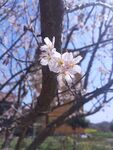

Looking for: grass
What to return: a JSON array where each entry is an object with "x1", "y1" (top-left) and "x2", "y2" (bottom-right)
[
  {"x1": 93, "y1": 131, "x2": 113, "y2": 138},
  {"x1": 39, "y1": 134, "x2": 113, "y2": 150},
  {"x1": 0, "y1": 131, "x2": 113, "y2": 150}
]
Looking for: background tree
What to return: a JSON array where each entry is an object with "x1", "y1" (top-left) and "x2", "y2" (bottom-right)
[
  {"x1": 110, "y1": 120, "x2": 113, "y2": 132},
  {"x1": 66, "y1": 117, "x2": 89, "y2": 130},
  {"x1": 0, "y1": 0, "x2": 113, "y2": 150}
]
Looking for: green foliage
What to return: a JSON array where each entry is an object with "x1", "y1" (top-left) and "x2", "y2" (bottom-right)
[
  {"x1": 92, "y1": 131, "x2": 113, "y2": 138},
  {"x1": 77, "y1": 143, "x2": 110, "y2": 150},
  {"x1": 85, "y1": 128, "x2": 97, "y2": 134},
  {"x1": 37, "y1": 136, "x2": 112, "y2": 150},
  {"x1": 39, "y1": 137, "x2": 61, "y2": 150},
  {"x1": 66, "y1": 117, "x2": 89, "y2": 129}
]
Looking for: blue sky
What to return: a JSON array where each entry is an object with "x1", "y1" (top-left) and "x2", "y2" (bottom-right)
[{"x1": 86, "y1": 100, "x2": 113, "y2": 123}]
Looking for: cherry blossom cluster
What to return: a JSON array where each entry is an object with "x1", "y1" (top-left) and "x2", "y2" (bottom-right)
[{"x1": 40, "y1": 37, "x2": 82, "y2": 84}]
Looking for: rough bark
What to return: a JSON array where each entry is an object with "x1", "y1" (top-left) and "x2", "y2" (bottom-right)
[
  {"x1": 39, "y1": 0, "x2": 64, "y2": 50},
  {"x1": 20, "y1": 0, "x2": 64, "y2": 125},
  {"x1": 14, "y1": 127, "x2": 27, "y2": 150},
  {"x1": 25, "y1": 0, "x2": 64, "y2": 149},
  {"x1": 36, "y1": 0, "x2": 64, "y2": 111}
]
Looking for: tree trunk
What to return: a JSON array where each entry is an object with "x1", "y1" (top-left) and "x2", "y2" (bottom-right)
[
  {"x1": 14, "y1": 127, "x2": 27, "y2": 150},
  {"x1": 25, "y1": 0, "x2": 64, "y2": 150},
  {"x1": 35, "y1": 0, "x2": 64, "y2": 111},
  {"x1": 39, "y1": 0, "x2": 64, "y2": 51}
]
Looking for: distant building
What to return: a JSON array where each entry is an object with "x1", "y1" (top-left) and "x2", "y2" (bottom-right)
[{"x1": 46, "y1": 102, "x2": 84, "y2": 135}]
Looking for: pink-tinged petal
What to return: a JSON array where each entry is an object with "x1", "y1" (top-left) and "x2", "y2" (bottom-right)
[
  {"x1": 40, "y1": 58, "x2": 48, "y2": 66},
  {"x1": 52, "y1": 51, "x2": 61, "y2": 58},
  {"x1": 69, "y1": 73, "x2": 74, "y2": 79},
  {"x1": 49, "y1": 65, "x2": 59, "y2": 73},
  {"x1": 52, "y1": 37, "x2": 55, "y2": 45},
  {"x1": 72, "y1": 65, "x2": 81, "y2": 74},
  {"x1": 67, "y1": 52, "x2": 73, "y2": 60},
  {"x1": 44, "y1": 37, "x2": 52, "y2": 46},
  {"x1": 40, "y1": 45, "x2": 48, "y2": 51},
  {"x1": 62, "y1": 52, "x2": 69, "y2": 60},
  {"x1": 57, "y1": 74, "x2": 63, "y2": 81},
  {"x1": 74, "y1": 56, "x2": 82, "y2": 64},
  {"x1": 57, "y1": 74, "x2": 65, "y2": 87},
  {"x1": 73, "y1": 51, "x2": 80, "y2": 57},
  {"x1": 65, "y1": 74, "x2": 73, "y2": 83},
  {"x1": 62, "y1": 52, "x2": 74, "y2": 63},
  {"x1": 51, "y1": 48, "x2": 57, "y2": 52},
  {"x1": 49, "y1": 60, "x2": 59, "y2": 73}
]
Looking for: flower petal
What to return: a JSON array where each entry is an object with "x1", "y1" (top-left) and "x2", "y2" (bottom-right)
[
  {"x1": 40, "y1": 58, "x2": 48, "y2": 66},
  {"x1": 52, "y1": 50, "x2": 61, "y2": 59},
  {"x1": 52, "y1": 36, "x2": 55, "y2": 45},
  {"x1": 65, "y1": 74, "x2": 73, "y2": 83},
  {"x1": 72, "y1": 65, "x2": 81, "y2": 74},
  {"x1": 44, "y1": 37, "x2": 52, "y2": 46},
  {"x1": 62, "y1": 52, "x2": 69, "y2": 60},
  {"x1": 74, "y1": 56, "x2": 82, "y2": 64},
  {"x1": 73, "y1": 51, "x2": 80, "y2": 57},
  {"x1": 67, "y1": 52, "x2": 73, "y2": 60},
  {"x1": 49, "y1": 60, "x2": 59, "y2": 73},
  {"x1": 40, "y1": 45, "x2": 48, "y2": 51}
]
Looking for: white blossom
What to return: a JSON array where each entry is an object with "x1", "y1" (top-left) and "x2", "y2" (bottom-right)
[
  {"x1": 40, "y1": 37, "x2": 82, "y2": 84},
  {"x1": 40, "y1": 49, "x2": 57, "y2": 66},
  {"x1": 50, "y1": 52, "x2": 82, "y2": 83},
  {"x1": 40, "y1": 37, "x2": 55, "y2": 52},
  {"x1": 40, "y1": 37, "x2": 57, "y2": 66}
]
